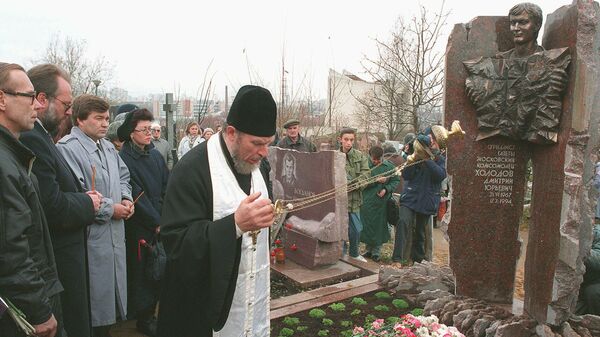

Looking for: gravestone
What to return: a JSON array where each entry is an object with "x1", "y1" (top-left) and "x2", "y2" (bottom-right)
[
  {"x1": 445, "y1": 15, "x2": 530, "y2": 304},
  {"x1": 446, "y1": 0, "x2": 600, "y2": 326},
  {"x1": 269, "y1": 147, "x2": 348, "y2": 268}
]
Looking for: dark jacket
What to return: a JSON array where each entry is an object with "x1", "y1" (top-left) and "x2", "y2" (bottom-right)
[
  {"x1": 119, "y1": 141, "x2": 169, "y2": 315},
  {"x1": 119, "y1": 141, "x2": 169, "y2": 235},
  {"x1": 0, "y1": 125, "x2": 62, "y2": 326},
  {"x1": 20, "y1": 121, "x2": 94, "y2": 337},
  {"x1": 277, "y1": 135, "x2": 317, "y2": 152},
  {"x1": 584, "y1": 225, "x2": 600, "y2": 284},
  {"x1": 400, "y1": 155, "x2": 446, "y2": 215}
]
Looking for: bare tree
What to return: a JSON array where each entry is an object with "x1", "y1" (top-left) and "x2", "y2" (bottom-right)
[
  {"x1": 195, "y1": 60, "x2": 216, "y2": 125},
  {"x1": 361, "y1": 3, "x2": 448, "y2": 139},
  {"x1": 37, "y1": 33, "x2": 114, "y2": 97}
]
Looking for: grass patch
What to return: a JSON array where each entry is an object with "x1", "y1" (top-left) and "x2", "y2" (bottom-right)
[
  {"x1": 374, "y1": 291, "x2": 391, "y2": 299},
  {"x1": 308, "y1": 309, "x2": 326, "y2": 319},
  {"x1": 351, "y1": 297, "x2": 367, "y2": 305},
  {"x1": 392, "y1": 298, "x2": 409, "y2": 309},
  {"x1": 374, "y1": 304, "x2": 390, "y2": 312},
  {"x1": 328, "y1": 303, "x2": 346, "y2": 312},
  {"x1": 282, "y1": 316, "x2": 300, "y2": 326}
]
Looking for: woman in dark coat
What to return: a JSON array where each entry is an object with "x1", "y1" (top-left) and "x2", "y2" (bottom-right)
[{"x1": 117, "y1": 109, "x2": 169, "y2": 336}]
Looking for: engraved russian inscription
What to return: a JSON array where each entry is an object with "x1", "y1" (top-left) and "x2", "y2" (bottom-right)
[{"x1": 475, "y1": 144, "x2": 516, "y2": 204}]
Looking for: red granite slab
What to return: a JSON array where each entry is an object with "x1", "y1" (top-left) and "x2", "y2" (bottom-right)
[{"x1": 445, "y1": 16, "x2": 529, "y2": 304}]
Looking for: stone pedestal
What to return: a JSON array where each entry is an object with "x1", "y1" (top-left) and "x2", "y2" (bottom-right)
[{"x1": 282, "y1": 228, "x2": 342, "y2": 268}]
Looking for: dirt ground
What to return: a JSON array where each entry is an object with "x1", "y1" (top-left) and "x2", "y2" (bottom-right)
[{"x1": 111, "y1": 227, "x2": 529, "y2": 336}]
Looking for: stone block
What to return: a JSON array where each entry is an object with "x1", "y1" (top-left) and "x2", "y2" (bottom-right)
[
  {"x1": 269, "y1": 148, "x2": 348, "y2": 268},
  {"x1": 525, "y1": 0, "x2": 600, "y2": 324},
  {"x1": 282, "y1": 227, "x2": 341, "y2": 268},
  {"x1": 445, "y1": 15, "x2": 528, "y2": 304}
]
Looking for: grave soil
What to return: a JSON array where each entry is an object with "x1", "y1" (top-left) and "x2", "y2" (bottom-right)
[
  {"x1": 271, "y1": 273, "x2": 363, "y2": 300},
  {"x1": 270, "y1": 289, "x2": 416, "y2": 337}
]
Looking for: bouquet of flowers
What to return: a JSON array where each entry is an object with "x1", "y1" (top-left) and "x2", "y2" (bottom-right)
[
  {"x1": 0, "y1": 295, "x2": 36, "y2": 336},
  {"x1": 353, "y1": 314, "x2": 465, "y2": 337}
]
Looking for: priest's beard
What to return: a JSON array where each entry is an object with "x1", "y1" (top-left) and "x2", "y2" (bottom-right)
[{"x1": 231, "y1": 139, "x2": 260, "y2": 175}]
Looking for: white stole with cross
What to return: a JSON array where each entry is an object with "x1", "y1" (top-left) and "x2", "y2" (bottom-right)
[{"x1": 208, "y1": 134, "x2": 270, "y2": 337}]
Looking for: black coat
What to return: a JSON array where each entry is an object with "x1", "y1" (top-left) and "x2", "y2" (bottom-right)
[
  {"x1": 157, "y1": 136, "x2": 258, "y2": 337},
  {"x1": 20, "y1": 121, "x2": 94, "y2": 337},
  {"x1": 400, "y1": 155, "x2": 447, "y2": 215},
  {"x1": 119, "y1": 141, "x2": 169, "y2": 314},
  {"x1": 119, "y1": 141, "x2": 169, "y2": 235},
  {"x1": 0, "y1": 125, "x2": 62, "y2": 330}
]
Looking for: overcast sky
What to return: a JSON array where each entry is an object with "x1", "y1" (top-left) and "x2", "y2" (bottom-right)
[{"x1": 1, "y1": 0, "x2": 570, "y2": 100}]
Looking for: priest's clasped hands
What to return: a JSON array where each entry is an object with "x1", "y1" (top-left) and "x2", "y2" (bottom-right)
[{"x1": 235, "y1": 192, "x2": 275, "y2": 233}]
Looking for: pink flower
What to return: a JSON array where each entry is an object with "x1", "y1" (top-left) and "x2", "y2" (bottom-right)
[
  {"x1": 371, "y1": 318, "x2": 384, "y2": 330},
  {"x1": 290, "y1": 244, "x2": 297, "y2": 251},
  {"x1": 353, "y1": 326, "x2": 365, "y2": 334}
]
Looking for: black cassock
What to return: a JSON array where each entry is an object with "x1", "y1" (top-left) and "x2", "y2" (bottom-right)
[{"x1": 157, "y1": 135, "x2": 269, "y2": 337}]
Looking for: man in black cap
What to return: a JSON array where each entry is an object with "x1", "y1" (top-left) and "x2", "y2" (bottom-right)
[
  {"x1": 276, "y1": 118, "x2": 316, "y2": 152},
  {"x1": 158, "y1": 85, "x2": 276, "y2": 337}
]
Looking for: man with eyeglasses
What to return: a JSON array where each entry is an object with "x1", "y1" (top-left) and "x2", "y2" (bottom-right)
[
  {"x1": 150, "y1": 122, "x2": 173, "y2": 170},
  {"x1": 0, "y1": 62, "x2": 62, "y2": 337},
  {"x1": 20, "y1": 64, "x2": 100, "y2": 337}
]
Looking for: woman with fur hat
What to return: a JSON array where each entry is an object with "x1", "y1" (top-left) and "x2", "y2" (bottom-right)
[{"x1": 117, "y1": 109, "x2": 169, "y2": 336}]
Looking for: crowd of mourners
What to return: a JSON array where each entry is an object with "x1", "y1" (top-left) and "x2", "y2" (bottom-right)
[
  {"x1": 0, "y1": 61, "x2": 598, "y2": 337},
  {"x1": 0, "y1": 62, "x2": 228, "y2": 337}
]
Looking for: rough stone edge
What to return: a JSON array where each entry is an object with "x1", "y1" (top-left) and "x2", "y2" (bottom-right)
[{"x1": 545, "y1": 0, "x2": 600, "y2": 326}]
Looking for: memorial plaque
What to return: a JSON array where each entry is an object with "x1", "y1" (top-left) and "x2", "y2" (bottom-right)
[
  {"x1": 447, "y1": 1, "x2": 600, "y2": 326},
  {"x1": 445, "y1": 16, "x2": 530, "y2": 304},
  {"x1": 269, "y1": 147, "x2": 348, "y2": 268}
]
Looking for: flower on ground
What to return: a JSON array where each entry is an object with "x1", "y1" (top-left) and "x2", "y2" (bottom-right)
[
  {"x1": 371, "y1": 318, "x2": 385, "y2": 330},
  {"x1": 354, "y1": 314, "x2": 465, "y2": 337},
  {"x1": 353, "y1": 326, "x2": 365, "y2": 334}
]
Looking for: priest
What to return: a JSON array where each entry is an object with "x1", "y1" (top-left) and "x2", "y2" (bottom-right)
[{"x1": 157, "y1": 85, "x2": 276, "y2": 337}]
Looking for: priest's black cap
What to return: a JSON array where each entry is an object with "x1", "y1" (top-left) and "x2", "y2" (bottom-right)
[{"x1": 227, "y1": 85, "x2": 276, "y2": 137}]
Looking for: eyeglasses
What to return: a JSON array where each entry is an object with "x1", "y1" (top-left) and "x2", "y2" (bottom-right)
[
  {"x1": 134, "y1": 127, "x2": 152, "y2": 134},
  {"x1": 52, "y1": 96, "x2": 72, "y2": 111},
  {"x1": 1, "y1": 89, "x2": 37, "y2": 105}
]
